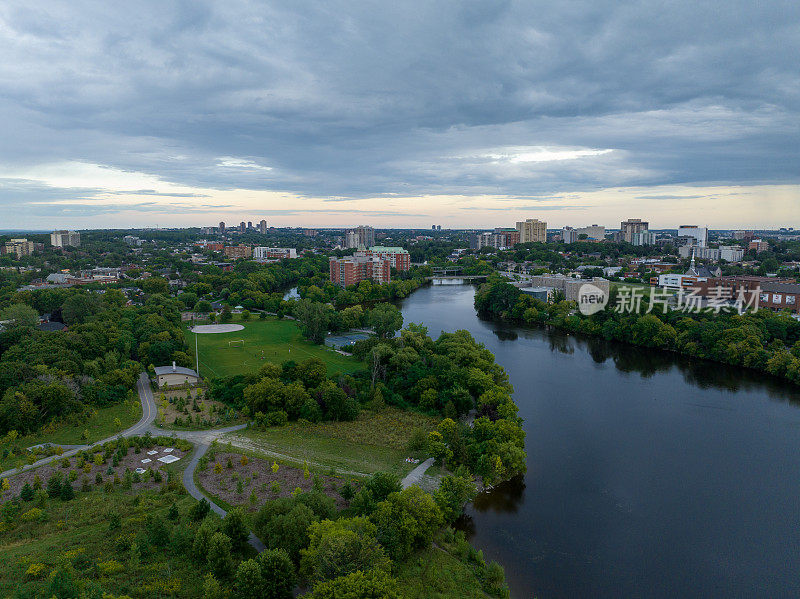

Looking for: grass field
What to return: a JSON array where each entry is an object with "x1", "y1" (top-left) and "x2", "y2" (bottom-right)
[
  {"x1": 0, "y1": 401, "x2": 141, "y2": 472},
  {"x1": 223, "y1": 407, "x2": 440, "y2": 479},
  {"x1": 185, "y1": 315, "x2": 361, "y2": 378}
]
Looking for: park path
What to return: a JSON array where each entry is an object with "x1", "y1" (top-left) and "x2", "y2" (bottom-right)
[
  {"x1": 2, "y1": 373, "x2": 267, "y2": 553},
  {"x1": 0, "y1": 373, "x2": 157, "y2": 479},
  {"x1": 401, "y1": 457, "x2": 434, "y2": 489}
]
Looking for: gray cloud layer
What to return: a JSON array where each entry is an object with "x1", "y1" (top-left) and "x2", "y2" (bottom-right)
[{"x1": 0, "y1": 0, "x2": 798, "y2": 212}]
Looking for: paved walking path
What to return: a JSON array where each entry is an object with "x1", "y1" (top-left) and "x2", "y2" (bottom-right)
[
  {"x1": 401, "y1": 457, "x2": 434, "y2": 489},
  {"x1": 1, "y1": 373, "x2": 157, "y2": 478},
  {"x1": 2, "y1": 373, "x2": 266, "y2": 552}
]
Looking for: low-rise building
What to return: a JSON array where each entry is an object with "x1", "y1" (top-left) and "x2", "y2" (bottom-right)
[
  {"x1": 749, "y1": 239, "x2": 770, "y2": 253},
  {"x1": 694, "y1": 276, "x2": 800, "y2": 314},
  {"x1": 525, "y1": 274, "x2": 610, "y2": 302},
  {"x1": 224, "y1": 245, "x2": 253, "y2": 259},
  {"x1": 253, "y1": 247, "x2": 297, "y2": 260},
  {"x1": 154, "y1": 362, "x2": 200, "y2": 387}
]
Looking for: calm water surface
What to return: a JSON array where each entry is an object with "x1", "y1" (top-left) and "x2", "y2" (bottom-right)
[{"x1": 399, "y1": 282, "x2": 800, "y2": 599}]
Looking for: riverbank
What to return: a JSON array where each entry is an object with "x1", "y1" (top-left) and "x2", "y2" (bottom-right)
[
  {"x1": 475, "y1": 277, "x2": 800, "y2": 387},
  {"x1": 398, "y1": 281, "x2": 800, "y2": 598}
]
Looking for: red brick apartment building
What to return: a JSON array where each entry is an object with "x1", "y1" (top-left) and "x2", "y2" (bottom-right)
[
  {"x1": 223, "y1": 245, "x2": 253, "y2": 259},
  {"x1": 695, "y1": 276, "x2": 800, "y2": 314},
  {"x1": 355, "y1": 246, "x2": 411, "y2": 271},
  {"x1": 329, "y1": 255, "x2": 391, "y2": 287}
]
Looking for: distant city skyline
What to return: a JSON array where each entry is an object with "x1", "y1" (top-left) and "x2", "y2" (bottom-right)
[{"x1": 0, "y1": 2, "x2": 798, "y2": 229}]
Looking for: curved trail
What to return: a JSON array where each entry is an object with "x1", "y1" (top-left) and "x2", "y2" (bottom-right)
[
  {"x1": 1, "y1": 373, "x2": 157, "y2": 479},
  {"x1": 2, "y1": 373, "x2": 266, "y2": 552}
]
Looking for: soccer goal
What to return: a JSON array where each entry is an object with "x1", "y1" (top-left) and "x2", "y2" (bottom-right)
[{"x1": 228, "y1": 339, "x2": 245, "y2": 349}]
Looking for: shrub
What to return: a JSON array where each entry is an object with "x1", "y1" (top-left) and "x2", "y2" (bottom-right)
[
  {"x1": 25, "y1": 562, "x2": 46, "y2": 579},
  {"x1": 306, "y1": 569, "x2": 402, "y2": 599},
  {"x1": 339, "y1": 482, "x2": 354, "y2": 501},
  {"x1": 46, "y1": 474, "x2": 62, "y2": 498},
  {"x1": 60, "y1": 482, "x2": 74, "y2": 501},
  {"x1": 97, "y1": 560, "x2": 125, "y2": 575},
  {"x1": 21, "y1": 508, "x2": 43, "y2": 522},
  {"x1": 20, "y1": 482, "x2": 34, "y2": 502},
  {"x1": 190, "y1": 498, "x2": 211, "y2": 521}
]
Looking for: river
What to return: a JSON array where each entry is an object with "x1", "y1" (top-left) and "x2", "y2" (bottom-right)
[{"x1": 398, "y1": 281, "x2": 800, "y2": 599}]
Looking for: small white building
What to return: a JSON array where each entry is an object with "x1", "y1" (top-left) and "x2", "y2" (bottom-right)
[{"x1": 154, "y1": 362, "x2": 200, "y2": 388}]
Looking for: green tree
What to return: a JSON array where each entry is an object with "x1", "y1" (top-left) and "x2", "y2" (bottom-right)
[
  {"x1": 234, "y1": 559, "x2": 264, "y2": 599},
  {"x1": 433, "y1": 470, "x2": 477, "y2": 523},
  {"x1": 306, "y1": 569, "x2": 403, "y2": 599},
  {"x1": 20, "y1": 482, "x2": 34, "y2": 502},
  {"x1": 223, "y1": 507, "x2": 250, "y2": 552},
  {"x1": 0, "y1": 303, "x2": 38, "y2": 330},
  {"x1": 207, "y1": 532, "x2": 235, "y2": 579},
  {"x1": 369, "y1": 303, "x2": 403, "y2": 339},
  {"x1": 294, "y1": 300, "x2": 331, "y2": 344},
  {"x1": 257, "y1": 548, "x2": 296, "y2": 599},
  {"x1": 61, "y1": 293, "x2": 100, "y2": 325},
  {"x1": 300, "y1": 517, "x2": 391, "y2": 583},
  {"x1": 59, "y1": 480, "x2": 74, "y2": 501},
  {"x1": 371, "y1": 486, "x2": 442, "y2": 561}
]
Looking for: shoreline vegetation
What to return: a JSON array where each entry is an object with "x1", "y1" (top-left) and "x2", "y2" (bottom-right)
[
  {"x1": 475, "y1": 275, "x2": 800, "y2": 386},
  {"x1": 0, "y1": 250, "x2": 525, "y2": 597}
]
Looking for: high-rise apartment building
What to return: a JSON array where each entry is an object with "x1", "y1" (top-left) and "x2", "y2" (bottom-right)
[
  {"x1": 358, "y1": 246, "x2": 411, "y2": 270},
  {"x1": 259, "y1": 220, "x2": 267, "y2": 234},
  {"x1": 219, "y1": 222, "x2": 226, "y2": 233},
  {"x1": 3, "y1": 238, "x2": 44, "y2": 257},
  {"x1": 345, "y1": 225, "x2": 375, "y2": 249},
  {"x1": 50, "y1": 230, "x2": 81, "y2": 248},
  {"x1": 239, "y1": 221, "x2": 246, "y2": 233},
  {"x1": 678, "y1": 225, "x2": 708, "y2": 247},
  {"x1": 329, "y1": 255, "x2": 391, "y2": 287},
  {"x1": 561, "y1": 227, "x2": 578, "y2": 244},
  {"x1": 516, "y1": 219, "x2": 547, "y2": 243},
  {"x1": 620, "y1": 219, "x2": 649, "y2": 243}
]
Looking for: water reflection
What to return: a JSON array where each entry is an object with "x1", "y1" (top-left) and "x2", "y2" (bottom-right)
[{"x1": 399, "y1": 283, "x2": 800, "y2": 598}]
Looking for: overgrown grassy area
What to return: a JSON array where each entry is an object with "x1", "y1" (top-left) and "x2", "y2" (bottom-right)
[
  {"x1": 395, "y1": 546, "x2": 495, "y2": 599},
  {"x1": 185, "y1": 315, "x2": 361, "y2": 378},
  {"x1": 0, "y1": 401, "x2": 141, "y2": 472},
  {"x1": 0, "y1": 488, "x2": 205, "y2": 598},
  {"x1": 223, "y1": 407, "x2": 440, "y2": 478}
]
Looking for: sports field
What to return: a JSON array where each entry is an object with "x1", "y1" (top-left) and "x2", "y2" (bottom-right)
[{"x1": 185, "y1": 315, "x2": 362, "y2": 378}]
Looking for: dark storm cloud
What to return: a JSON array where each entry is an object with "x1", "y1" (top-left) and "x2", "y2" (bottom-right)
[{"x1": 0, "y1": 0, "x2": 797, "y2": 201}]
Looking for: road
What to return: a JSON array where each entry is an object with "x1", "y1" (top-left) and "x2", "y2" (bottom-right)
[
  {"x1": 2, "y1": 372, "x2": 267, "y2": 552},
  {"x1": 0, "y1": 372, "x2": 157, "y2": 479}
]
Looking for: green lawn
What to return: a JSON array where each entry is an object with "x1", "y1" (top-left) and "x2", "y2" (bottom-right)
[
  {"x1": 0, "y1": 401, "x2": 141, "y2": 472},
  {"x1": 185, "y1": 315, "x2": 361, "y2": 378},
  {"x1": 222, "y1": 407, "x2": 439, "y2": 479}
]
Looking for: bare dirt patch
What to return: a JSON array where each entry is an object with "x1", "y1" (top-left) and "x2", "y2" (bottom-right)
[
  {"x1": 1, "y1": 445, "x2": 187, "y2": 500},
  {"x1": 196, "y1": 451, "x2": 358, "y2": 511}
]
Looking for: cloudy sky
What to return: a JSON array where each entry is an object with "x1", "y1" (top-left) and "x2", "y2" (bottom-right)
[{"x1": 0, "y1": 0, "x2": 798, "y2": 230}]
